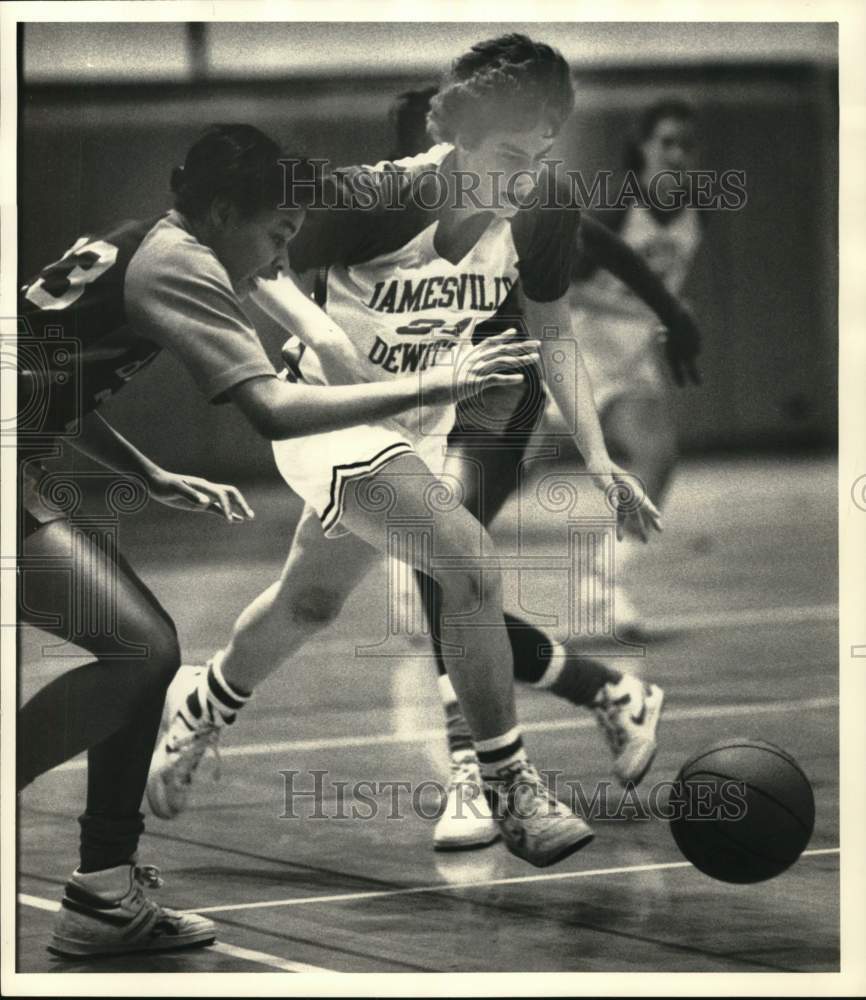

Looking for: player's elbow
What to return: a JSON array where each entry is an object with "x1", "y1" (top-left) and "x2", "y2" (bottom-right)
[
  {"x1": 245, "y1": 400, "x2": 312, "y2": 441},
  {"x1": 230, "y1": 377, "x2": 296, "y2": 441},
  {"x1": 246, "y1": 408, "x2": 284, "y2": 441}
]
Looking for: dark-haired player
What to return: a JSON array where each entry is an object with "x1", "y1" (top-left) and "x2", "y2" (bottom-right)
[
  {"x1": 18, "y1": 123, "x2": 522, "y2": 957},
  {"x1": 383, "y1": 90, "x2": 704, "y2": 848},
  {"x1": 570, "y1": 99, "x2": 705, "y2": 626},
  {"x1": 149, "y1": 35, "x2": 665, "y2": 869}
]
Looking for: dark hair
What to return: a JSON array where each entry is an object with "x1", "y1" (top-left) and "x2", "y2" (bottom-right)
[
  {"x1": 388, "y1": 85, "x2": 439, "y2": 159},
  {"x1": 427, "y1": 33, "x2": 574, "y2": 148},
  {"x1": 171, "y1": 124, "x2": 292, "y2": 219},
  {"x1": 624, "y1": 99, "x2": 696, "y2": 173}
]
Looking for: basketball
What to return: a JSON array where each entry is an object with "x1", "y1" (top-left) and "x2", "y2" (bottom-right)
[{"x1": 669, "y1": 738, "x2": 815, "y2": 883}]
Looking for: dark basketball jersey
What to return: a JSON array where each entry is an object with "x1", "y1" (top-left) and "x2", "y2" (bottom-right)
[{"x1": 18, "y1": 217, "x2": 163, "y2": 438}]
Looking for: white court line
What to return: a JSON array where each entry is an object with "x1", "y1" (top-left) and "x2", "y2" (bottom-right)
[
  {"x1": 16, "y1": 893, "x2": 337, "y2": 973},
  {"x1": 191, "y1": 847, "x2": 841, "y2": 916},
  {"x1": 209, "y1": 943, "x2": 338, "y2": 974},
  {"x1": 52, "y1": 694, "x2": 837, "y2": 771},
  {"x1": 19, "y1": 893, "x2": 58, "y2": 913}
]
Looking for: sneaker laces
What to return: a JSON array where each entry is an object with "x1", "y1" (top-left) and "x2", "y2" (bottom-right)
[
  {"x1": 447, "y1": 755, "x2": 482, "y2": 797},
  {"x1": 489, "y1": 759, "x2": 561, "y2": 811},
  {"x1": 134, "y1": 864, "x2": 164, "y2": 890},
  {"x1": 593, "y1": 689, "x2": 632, "y2": 753},
  {"x1": 121, "y1": 865, "x2": 164, "y2": 917},
  {"x1": 168, "y1": 722, "x2": 223, "y2": 782}
]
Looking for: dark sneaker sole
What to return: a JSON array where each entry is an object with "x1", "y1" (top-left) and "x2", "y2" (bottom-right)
[
  {"x1": 433, "y1": 832, "x2": 502, "y2": 852},
  {"x1": 506, "y1": 828, "x2": 595, "y2": 869},
  {"x1": 616, "y1": 746, "x2": 658, "y2": 788},
  {"x1": 531, "y1": 829, "x2": 595, "y2": 869},
  {"x1": 48, "y1": 933, "x2": 216, "y2": 959}
]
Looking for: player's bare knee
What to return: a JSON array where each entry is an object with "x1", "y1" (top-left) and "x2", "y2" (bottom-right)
[
  {"x1": 435, "y1": 528, "x2": 502, "y2": 609},
  {"x1": 439, "y1": 565, "x2": 502, "y2": 618}
]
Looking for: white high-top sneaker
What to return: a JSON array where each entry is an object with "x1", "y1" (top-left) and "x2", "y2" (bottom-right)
[{"x1": 147, "y1": 665, "x2": 222, "y2": 820}]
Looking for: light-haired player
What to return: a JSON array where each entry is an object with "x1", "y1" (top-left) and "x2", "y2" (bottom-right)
[
  {"x1": 148, "y1": 34, "x2": 663, "y2": 868},
  {"x1": 382, "y1": 89, "x2": 703, "y2": 849}
]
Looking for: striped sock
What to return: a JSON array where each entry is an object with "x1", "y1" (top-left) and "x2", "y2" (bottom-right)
[
  {"x1": 437, "y1": 674, "x2": 475, "y2": 756},
  {"x1": 476, "y1": 726, "x2": 527, "y2": 778},
  {"x1": 185, "y1": 652, "x2": 251, "y2": 727}
]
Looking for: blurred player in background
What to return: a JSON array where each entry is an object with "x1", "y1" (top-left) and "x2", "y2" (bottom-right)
[
  {"x1": 569, "y1": 99, "x2": 704, "y2": 628},
  {"x1": 386, "y1": 87, "x2": 703, "y2": 849},
  {"x1": 17, "y1": 124, "x2": 514, "y2": 957},
  {"x1": 148, "y1": 34, "x2": 666, "y2": 869}
]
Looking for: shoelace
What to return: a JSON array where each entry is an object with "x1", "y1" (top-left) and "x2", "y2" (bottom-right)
[
  {"x1": 168, "y1": 723, "x2": 223, "y2": 782},
  {"x1": 134, "y1": 865, "x2": 165, "y2": 890},
  {"x1": 448, "y1": 757, "x2": 482, "y2": 797},
  {"x1": 594, "y1": 693, "x2": 632, "y2": 752},
  {"x1": 491, "y1": 760, "x2": 562, "y2": 810},
  {"x1": 121, "y1": 865, "x2": 165, "y2": 918}
]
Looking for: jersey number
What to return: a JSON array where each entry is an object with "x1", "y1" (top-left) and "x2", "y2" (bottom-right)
[
  {"x1": 393, "y1": 317, "x2": 473, "y2": 337},
  {"x1": 24, "y1": 238, "x2": 119, "y2": 311}
]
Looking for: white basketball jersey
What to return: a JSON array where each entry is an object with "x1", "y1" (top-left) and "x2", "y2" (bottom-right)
[{"x1": 282, "y1": 144, "x2": 579, "y2": 440}]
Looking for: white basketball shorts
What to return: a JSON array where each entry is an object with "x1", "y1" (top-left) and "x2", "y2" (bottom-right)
[{"x1": 272, "y1": 405, "x2": 452, "y2": 539}]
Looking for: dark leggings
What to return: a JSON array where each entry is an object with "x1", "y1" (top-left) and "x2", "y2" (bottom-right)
[{"x1": 18, "y1": 517, "x2": 181, "y2": 871}]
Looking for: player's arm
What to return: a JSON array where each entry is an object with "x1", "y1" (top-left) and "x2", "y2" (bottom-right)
[
  {"x1": 250, "y1": 274, "x2": 368, "y2": 386},
  {"x1": 513, "y1": 183, "x2": 659, "y2": 538},
  {"x1": 520, "y1": 290, "x2": 661, "y2": 542},
  {"x1": 66, "y1": 411, "x2": 254, "y2": 521},
  {"x1": 125, "y1": 234, "x2": 536, "y2": 442},
  {"x1": 578, "y1": 215, "x2": 702, "y2": 386},
  {"x1": 244, "y1": 274, "x2": 538, "y2": 438},
  {"x1": 228, "y1": 335, "x2": 537, "y2": 441}
]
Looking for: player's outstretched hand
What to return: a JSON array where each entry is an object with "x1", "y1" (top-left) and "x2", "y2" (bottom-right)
[
  {"x1": 147, "y1": 470, "x2": 255, "y2": 522},
  {"x1": 442, "y1": 328, "x2": 541, "y2": 400},
  {"x1": 589, "y1": 460, "x2": 662, "y2": 543},
  {"x1": 662, "y1": 302, "x2": 703, "y2": 387}
]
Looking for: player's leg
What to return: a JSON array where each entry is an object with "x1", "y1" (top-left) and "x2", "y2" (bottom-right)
[
  {"x1": 340, "y1": 451, "x2": 594, "y2": 867},
  {"x1": 425, "y1": 379, "x2": 551, "y2": 766},
  {"x1": 17, "y1": 518, "x2": 215, "y2": 956},
  {"x1": 602, "y1": 391, "x2": 677, "y2": 510},
  {"x1": 220, "y1": 504, "x2": 378, "y2": 689},
  {"x1": 424, "y1": 431, "x2": 530, "y2": 848},
  {"x1": 595, "y1": 387, "x2": 677, "y2": 631},
  {"x1": 427, "y1": 422, "x2": 659, "y2": 848},
  {"x1": 147, "y1": 503, "x2": 378, "y2": 818}
]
